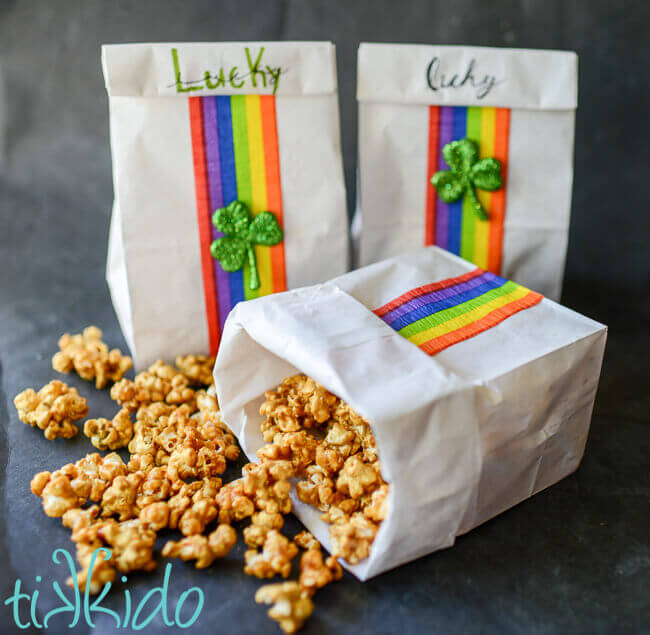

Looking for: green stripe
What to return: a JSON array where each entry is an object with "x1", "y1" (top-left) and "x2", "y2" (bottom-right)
[
  {"x1": 230, "y1": 96, "x2": 257, "y2": 300},
  {"x1": 398, "y1": 280, "x2": 518, "y2": 338},
  {"x1": 460, "y1": 107, "x2": 482, "y2": 262}
]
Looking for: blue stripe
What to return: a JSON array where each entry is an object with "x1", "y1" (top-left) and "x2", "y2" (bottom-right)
[
  {"x1": 387, "y1": 277, "x2": 507, "y2": 331},
  {"x1": 447, "y1": 107, "x2": 466, "y2": 255},
  {"x1": 216, "y1": 96, "x2": 245, "y2": 307}
]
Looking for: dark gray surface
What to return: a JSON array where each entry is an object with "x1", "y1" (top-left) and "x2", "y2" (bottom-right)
[{"x1": 0, "y1": 1, "x2": 648, "y2": 633}]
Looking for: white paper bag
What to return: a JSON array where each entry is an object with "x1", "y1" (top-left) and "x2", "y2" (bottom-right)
[
  {"x1": 103, "y1": 42, "x2": 348, "y2": 368},
  {"x1": 355, "y1": 44, "x2": 578, "y2": 301},
  {"x1": 213, "y1": 246, "x2": 606, "y2": 580}
]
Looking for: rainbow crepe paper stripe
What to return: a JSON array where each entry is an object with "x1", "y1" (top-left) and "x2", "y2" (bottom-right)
[
  {"x1": 425, "y1": 106, "x2": 510, "y2": 274},
  {"x1": 374, "y1": 268, "x2": 542, "y2": 356},
  {"x1": 189, "y1": 95, "x2": 287, "y2": 354}
]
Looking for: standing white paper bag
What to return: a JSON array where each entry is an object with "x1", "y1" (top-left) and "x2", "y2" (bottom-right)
[
  {"x1": 355, "y1": 44, "x2": 578, "y2": 300},
  {"x1": 103, "y1": 42, "x2": 348, "y2": 368},
  {"x1": 214, "y1": 246, "x2": 606, "y2": 579}
]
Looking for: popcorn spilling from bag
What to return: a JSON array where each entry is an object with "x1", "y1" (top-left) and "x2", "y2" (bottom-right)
[{"x1": 16, "y1": 327, "x2": 389, "y2": 633}]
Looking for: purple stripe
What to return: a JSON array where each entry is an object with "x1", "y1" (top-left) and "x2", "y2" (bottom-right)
[
  {"x1": 382, "y1": 271, "x2": 500, "y2": 324},
  {"x1": 435, "y1": 107, "x2": 455, "y2": 250},
  {"x1": 202, "y1": 96, "x2": 231, "y2": 331}
]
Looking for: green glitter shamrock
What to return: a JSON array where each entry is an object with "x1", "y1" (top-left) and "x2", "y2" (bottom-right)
[
  {"x1": 210, "y1": 200, "x2": 283, "y2": 290},
  {"x1": 431, "y1": 138, "x2": 503, "y2": 221}
]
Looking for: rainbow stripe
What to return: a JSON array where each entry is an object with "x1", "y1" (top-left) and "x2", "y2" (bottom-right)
[
  {"x1": 425, "y1": 106, "x2": 510, "y2": 274},
  {"x1": 374, "y1": 268, "x2": 542, "y2": 356},
  {"x1": 189, "y1": 95, "x2": 287, "y2": 354}
]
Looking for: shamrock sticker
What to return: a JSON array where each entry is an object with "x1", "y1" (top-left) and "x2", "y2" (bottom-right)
[
  {"x1": 431, "y1": 138, "x2": 503, "y2": 221},
  {"x1": 210, "y1": 200, "x2": 283, "y2": 290}
]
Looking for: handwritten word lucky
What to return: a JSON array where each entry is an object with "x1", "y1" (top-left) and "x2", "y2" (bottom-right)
[
  {"x1": 3, "y1": 548, "x2": 204, "y2": 630},
  {"x1": 426, "y1": 56, "x2": 503, "y2": 100},
  {"x1": 172, "y1": 47, "x2": 284, "y2": 95}
]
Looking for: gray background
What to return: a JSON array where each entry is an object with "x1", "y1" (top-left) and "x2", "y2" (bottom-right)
[{"x1": 0, "y1": 0, "x2": 648, "y2": 633}]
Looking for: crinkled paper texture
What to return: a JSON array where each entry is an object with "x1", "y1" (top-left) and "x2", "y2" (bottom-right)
[{"x1": 214, "y1": 247, "x2": 606, "y2": 580}]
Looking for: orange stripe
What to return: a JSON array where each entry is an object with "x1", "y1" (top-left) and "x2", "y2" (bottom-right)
[
  {"x1": 374, "y1": 268, "x2": 483, "y2": 317},
  {"x1": 260, "y1": 96, "x2": 287, "y2": 293},
  {"x1": 419, "y1": 289, "x2": 542, "y2": 355},
  {"x1": 487, "y1": 108, "x2": 510, "y2": 274},
  {"x1": 188, "y1": 97, "x2": 220, "y2": 353},
  {"x1": 424, "y1": 106, "x2": 439, "y2": 245}
]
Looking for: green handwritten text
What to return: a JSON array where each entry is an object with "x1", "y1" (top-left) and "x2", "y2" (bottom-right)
[{"x1": 172, "y1": 47, "x2": 284, "y2": 95}]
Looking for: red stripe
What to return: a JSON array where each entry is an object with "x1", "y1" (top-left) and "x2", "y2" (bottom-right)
[
  {"x1": 424, "y1": 106, "x2": 439, "y2": 245},
  {"x1": 374, "y1": 268, "x2": 484, "y2": 318},
  {"x1": 419, "y1": 290, "x2": 543, "y2": 356},
  {"x1": 188, "y1": 97, "x2": 220, "y2": 353},
  {"x1": 260, "y1": 96, "x2": 287, "y2": 293}
]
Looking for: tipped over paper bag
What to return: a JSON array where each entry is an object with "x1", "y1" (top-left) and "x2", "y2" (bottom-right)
[{"x1": 213, "y1": 247, "x2": 606, "y2": 579}]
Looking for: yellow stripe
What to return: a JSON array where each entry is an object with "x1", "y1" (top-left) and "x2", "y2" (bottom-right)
[
  {"x1": 408, "y1": 284, "x2": 530, "y2": 346},
  {"x1": 245, "y1": 94, "x2": 273, "y2": 298},
  {"x1": 473, "y1": 107, "x2": 495, "y2": 269}
]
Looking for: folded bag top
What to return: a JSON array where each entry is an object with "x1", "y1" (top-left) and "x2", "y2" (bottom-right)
[
  {"x1": 103, "y1": 42, "x2": 348, "y2": 368},
  {"x1": 355, "y1": 43, "x2": 578, "y2": 301},
  {"x1": 214, "y1": 246, "x2": 606, "y2": 580}
]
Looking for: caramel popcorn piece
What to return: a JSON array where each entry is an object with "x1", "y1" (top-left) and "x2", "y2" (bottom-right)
[
  {"x1": 215, "y1": 479, "x2": 255, "y2": 524},
  {"x1": 301, "y1": 377, "x2": 338, "y2": 424},
  {"x1": 259, "y1": 374, "x2": 338, "y2": 438},
  {"x1": 362, "y1": 484, "x2": 389, "y2": 522},
  {"x1": 259, "y1": 431, "x2": 317, "y2": 475},
  {"x1": 30, "y1": 471, "x2": 52, "y2": 497},
  {"x1": 166, "y1": 374, "x2": 196, "y2": 406},
  {"x1": 101, "y1": 473, "x2": 142, "y2": 521},
  {"x1": 320, "y1": 504, "x2": 352, "y2": 526},
  {"x1": 293, "y1": 530, "x2": 319, "y2": 551},
  {"x1": 243, "y1": 511, "x2": 284, "y2": 548},
  {"x1": 244, "y1": 530, "x2": 298, "y2": 579},
  {"x1": 62, "y1": 505, "x2": 101, "y2": 540},
  {"x1": 135, "y1": 466, "x2": 172, "y2": 509},
  {"x1": 255, "y1": 581, "x2": 314, "y2": 634},
  {"x1": 83, "y1": 407, "x2": 133, "y2": 450},
  {"x1": 242, "y1": 460, "x2": 294, "y2": 515},
  {"x1": 191, "y1": 476, "x2": 223, "y2": 502},
  {"x1": 69, "y1": 542, "x2": 117, "y2": 595},
  {"x1": 198, "y1": 409, "x2": 240, "y2": 462},
  {"x1": 73, "y1": 452, "x2": 127, "y2": 500},
  {"x1": 329, "y1": 512, "x2": 379, "y2": 565},
  {"x1": 97, "y1": 519, "x2": 157, "y2": 573},
  {"x1": 166, "y1": 481, "x2": 200, "y2": 529},
  {"x1": 299, "y1": 546, "x2": 343, "y2": 593},
  {"x1": 175, "y1": 354, "x2": 215, "y2": 386},
  {"x1": 162, "y1": 524, "x2": 236, "y2": 569},
  {"x1": 52, "y1": 326, "x2": 132, "y2": 389},
  {"x1": 138, "y1": 502, "x2": 170, "y2": 531},
  {"x1": 166, "y1": 432, "x2": 227, "y2": 482},
  {"x1": 162, "y1": 536, "x2": 215, "y2": 569},
  {"x1": 336, "y1": 455, "x2": 379, "y2": 499},
  {"x1": 196, "y1": 386, "x2": 219, "y2": 416},
  {"x1": 178, "y1": 499, "x2": 218, "y2": 536},
  {"x1": 36, "y1": 474, "x2": 84, "y2": 517},
  {"x1": 296, "y1": 465, "x2": 336, "y2": 511},
  {"x1": 208, "y1": 523, "x2": 238, "y2": 558},
  {"x1": 14, "y1": 380, "x2": 87, "y2": 440}
]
